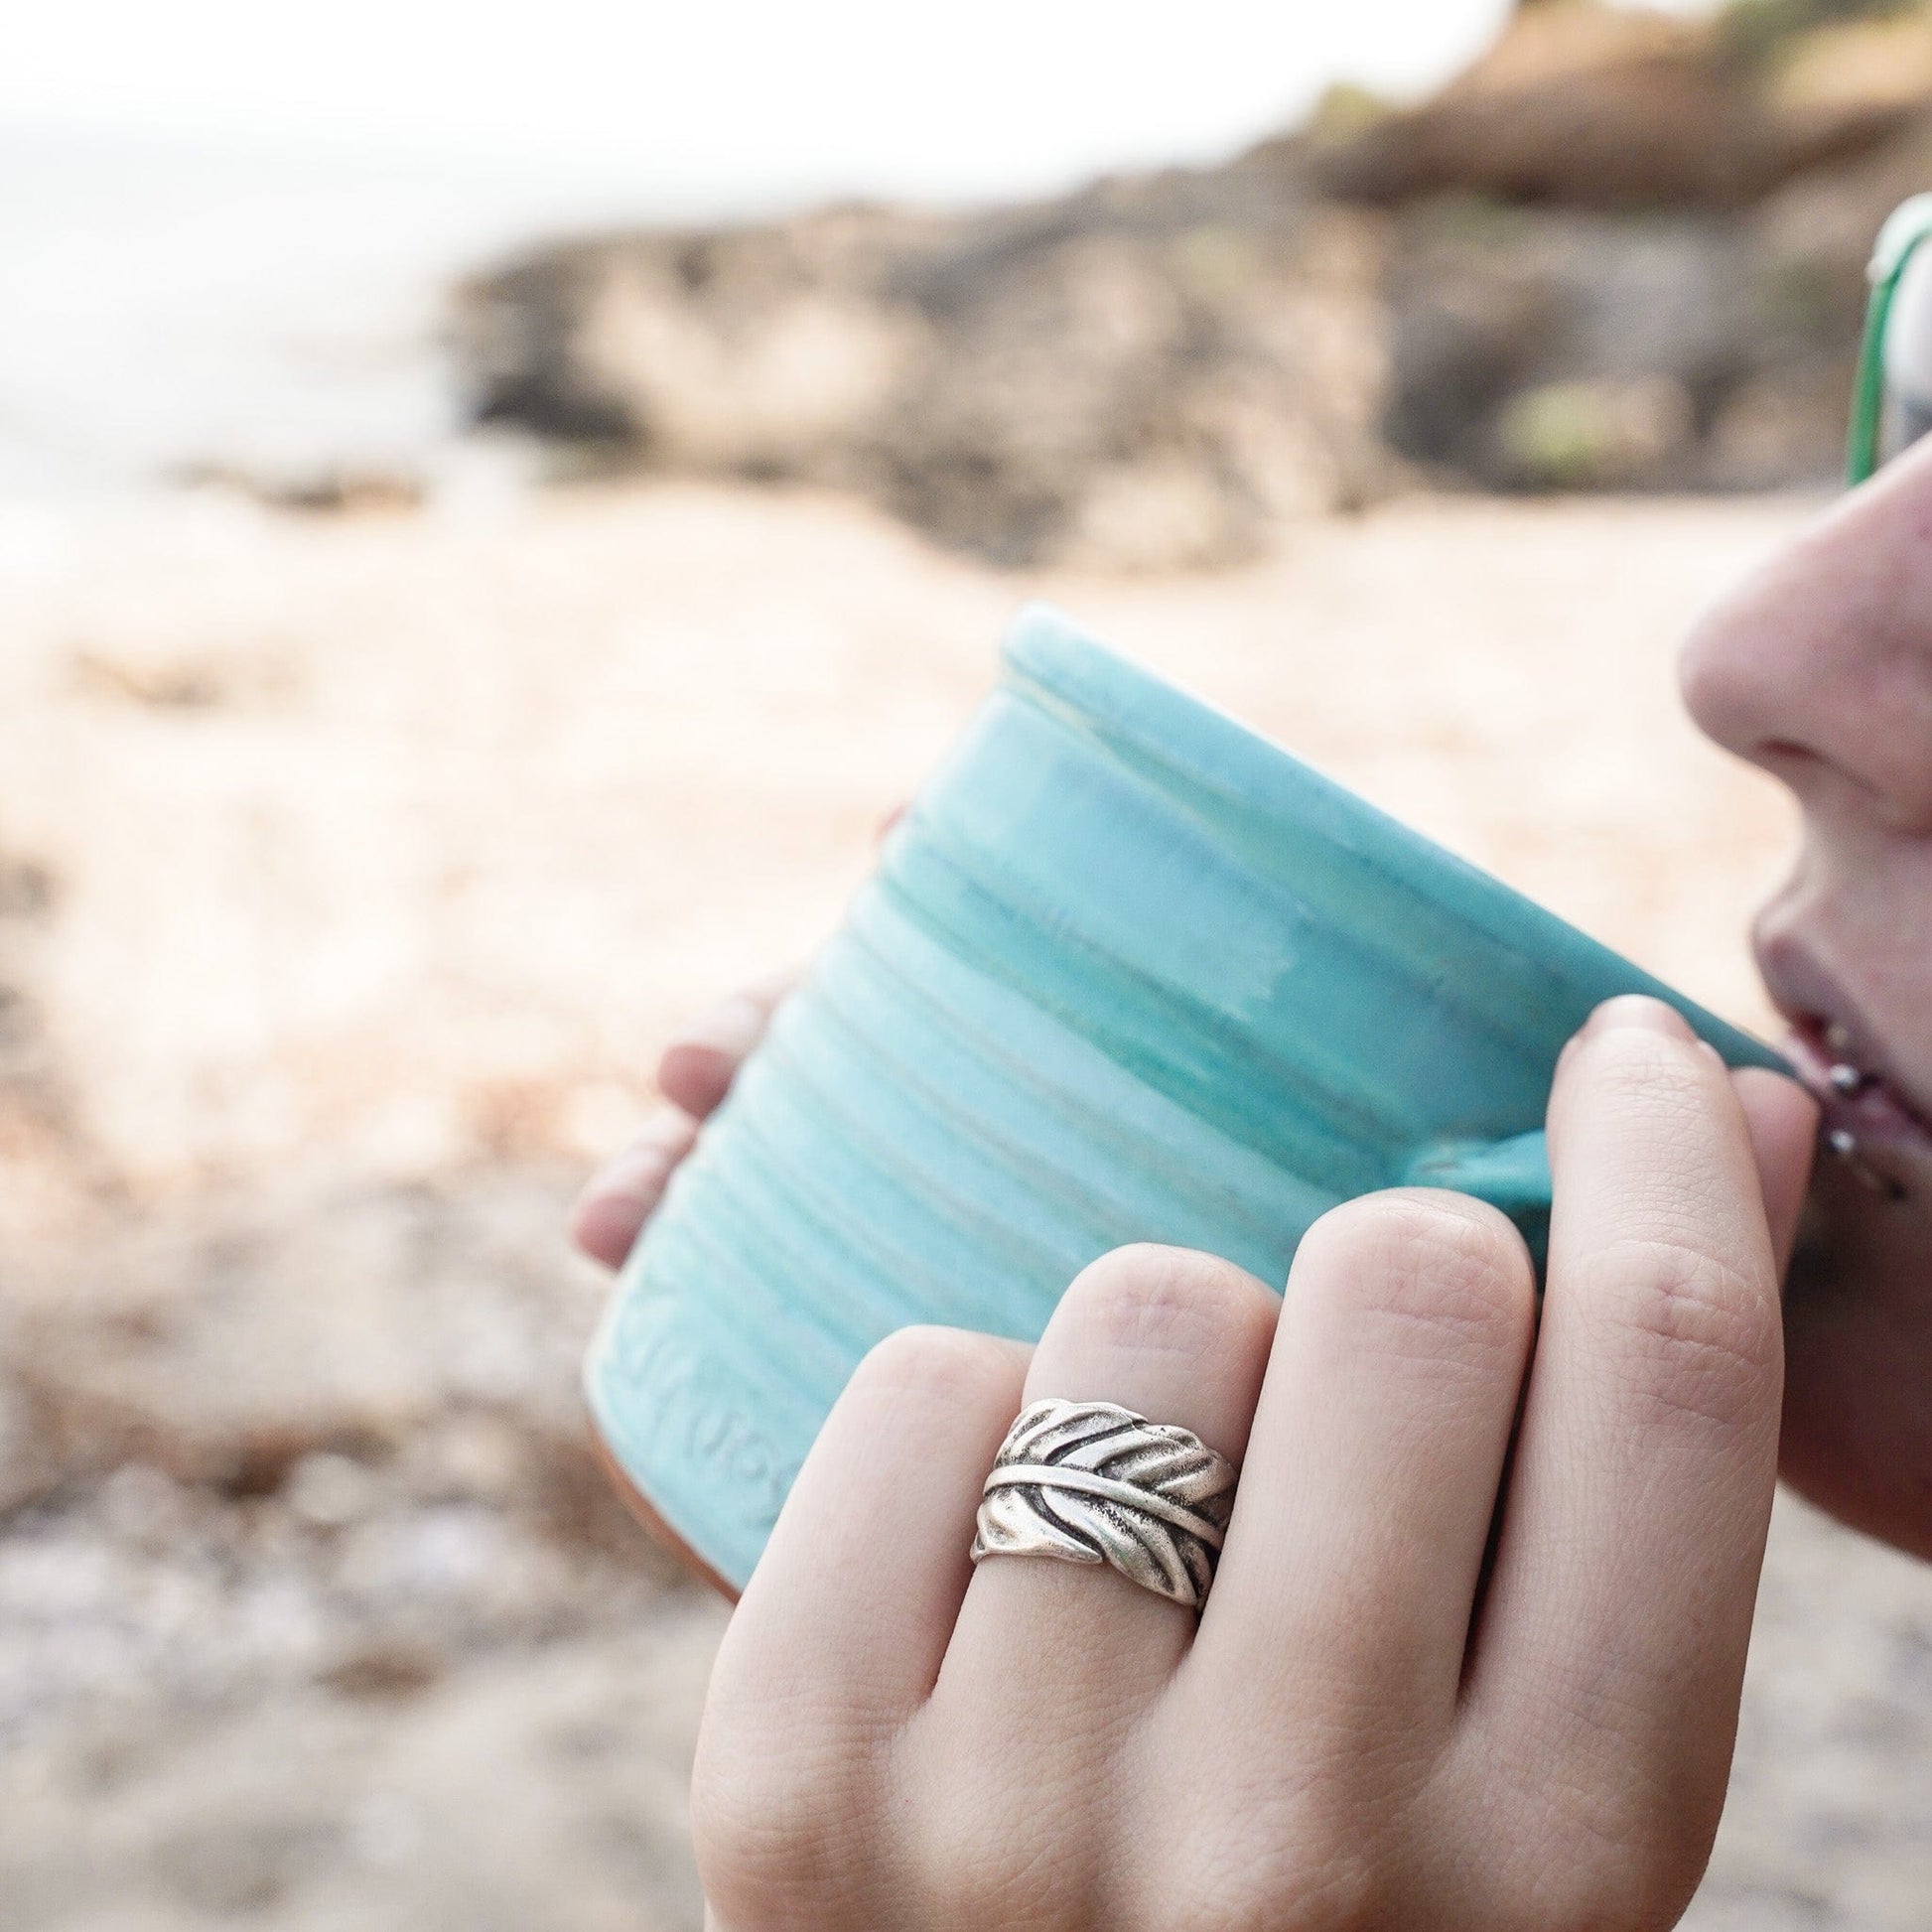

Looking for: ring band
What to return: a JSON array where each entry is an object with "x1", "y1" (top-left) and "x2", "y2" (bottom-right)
[{"x1": 971, "y1": 1398, "x2": 1238, "y2": 1609}]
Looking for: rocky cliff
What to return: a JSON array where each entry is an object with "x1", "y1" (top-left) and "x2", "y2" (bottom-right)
[{"x1": 454, "y1": 0, "x2": 1932, "y2": 564}]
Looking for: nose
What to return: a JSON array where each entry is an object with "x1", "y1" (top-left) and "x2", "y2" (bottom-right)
[{"x1": 1679, "y1": 442, "x2": 1932, "y2": 833}]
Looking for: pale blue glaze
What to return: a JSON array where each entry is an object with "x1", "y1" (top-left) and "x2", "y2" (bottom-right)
[{"x1": 587, "y1": 607, "x2": 1786, "y2": 1589}]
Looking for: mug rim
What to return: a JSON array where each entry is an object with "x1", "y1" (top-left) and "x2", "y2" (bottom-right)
[{"x1": 1001, "y1": 603, "x2": 1786, "y2": 1076}]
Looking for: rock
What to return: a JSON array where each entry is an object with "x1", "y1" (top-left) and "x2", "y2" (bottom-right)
[
  {"x1": 0, "y1": 845, "x2": 88, "y2": 1247},
  {"x1": 1377, "y1": 203, "x2": 1798, "y2": 490},
  {"x1": 1317, "y1": 4, "x2": 1932, "y2": 493},
  {"x1": 0, "y1": 1158, "x2": 712, "y2": 1925},
  {"x1": 173, "y1": 463, "x2": 427, "y2": 516},
  {"x1": 456, "y1": 173, "x2": 1399, "y2": 569},
  {"x1": 0, "y1": 1170, "x2": 675, "y2": 1583},
  {"x1": 1315, "y1": 0, "x2": 1930, "y2": 211},
  {"x1": 453, "y1": 4, "x2": 1932, "y2": 528}
]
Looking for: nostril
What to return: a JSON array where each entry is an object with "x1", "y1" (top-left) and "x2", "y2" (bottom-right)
[{"x1": 1756, "y1": 736, "x2": 1892, "y2": 811}]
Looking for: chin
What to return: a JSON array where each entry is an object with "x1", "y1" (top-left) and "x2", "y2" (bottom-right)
[{"x1": 1779, "y1": 1151, "x2": 1932, "y2": 1561}]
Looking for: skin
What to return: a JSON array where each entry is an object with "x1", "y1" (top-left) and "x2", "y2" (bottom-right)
[
  {"x1": 566, "y1": 448, "x2": 1932, "y2": 1921},
  {"x1": 1680, "y1": 429, "x2": 1932, "y2": 1558},
  {"x1": 583, "y1": 440, "x2": 1932, "y2": 1569},
  {"x1": 584, "y1": 999, "x2": 1814, "y2": 1929}
]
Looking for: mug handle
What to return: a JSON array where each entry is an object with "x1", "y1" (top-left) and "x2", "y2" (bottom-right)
[{"x1": 1402, "y1": 1130, "x2": 1554, "y2": 1270}]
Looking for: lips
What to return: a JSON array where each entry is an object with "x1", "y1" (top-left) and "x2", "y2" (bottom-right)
[{"x1": 1755, "y1": 931, "x2": 1932, "y2": 1166}]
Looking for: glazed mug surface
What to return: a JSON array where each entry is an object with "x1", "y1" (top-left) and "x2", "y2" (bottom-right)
[{"x1": 586, "y1": 605, "x2": 1784, "y2": 1591}]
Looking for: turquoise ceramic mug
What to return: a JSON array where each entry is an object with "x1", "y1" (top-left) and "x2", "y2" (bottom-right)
[{"x1": 587, "y1": 605, "x2": 1785, "y2": 1591}]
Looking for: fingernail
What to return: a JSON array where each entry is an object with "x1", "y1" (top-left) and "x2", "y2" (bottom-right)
[
  {"x1": 673, "y1": 995, "x2": 768, "y2": 1061},
  {"x1": 581, "y1": 1141, "x2": 673, "y2": 1206},
  {"x1": 570, "y1": 1187, "x2": 650, "y2": 1270},
  {"x1": 1583, "y1": 995, "x2": 1695, "y2": 1041}
]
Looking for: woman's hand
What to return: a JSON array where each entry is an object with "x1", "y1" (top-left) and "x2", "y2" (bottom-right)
[
  {"x1": 569, "y1": 968, "x2": 801, "y2": 1269},
  {"x1": 691, "y1": 997, "x2": 1816, "y2": 1932}
]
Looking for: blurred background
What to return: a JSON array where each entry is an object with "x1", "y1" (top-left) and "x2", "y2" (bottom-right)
[{"x1": 6, "y1": 1, "x2": 1932, "y2": 1925}]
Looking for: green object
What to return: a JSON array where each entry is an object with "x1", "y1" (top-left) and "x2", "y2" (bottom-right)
[
  {"x1": 1848, "y1": 194, "x2": 1932, "y2": 484},
  {"x1": 586, "y1": 608, "x2": 1786, "y2": 1590}
]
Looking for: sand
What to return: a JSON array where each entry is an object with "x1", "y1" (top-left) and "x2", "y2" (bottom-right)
[{"x1": 1, "y1": 479, "x2": 1928, "y2": 1928}]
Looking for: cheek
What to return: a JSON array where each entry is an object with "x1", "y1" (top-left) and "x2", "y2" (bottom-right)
[
  {"x1": 1834, "y1": 849, "x2": 1932, "y2": 1021},
  {"x1": 1776, "y1": 811, "x2": 1907, "y2": 926}
]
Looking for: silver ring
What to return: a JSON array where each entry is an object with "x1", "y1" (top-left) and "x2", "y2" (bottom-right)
[{"x1": 971, "y1": 1398, "x2": 1238, "y2": 1609}]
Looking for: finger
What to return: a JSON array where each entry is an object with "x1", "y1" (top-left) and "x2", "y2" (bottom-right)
[
  {"x1": 1465, "y1": 997, "x2": 1782, "y2": 1827},
  {"x1": 1731, "y1": 1065, "x2": 1818, "y2": 1279},
  {"x1": 694, "y1": 1326, "x2": 1028, "y2": 1926},
  {"x1": 930, "y1": 1246, "x2": 1278, "y2": 1739},
  {"x1": 707, "y1": 1326, "x2": 1030, "y2": 1753},
  {"x1": 569, "y1": 1107, "x2": 698, "y2": 1268},
  {"x1": 658, "y1": 969, "x2": 801, "y2": 1119},
  {"x1": 1186, "y1": 1190, "x2": 1535, "y2": 1745}
]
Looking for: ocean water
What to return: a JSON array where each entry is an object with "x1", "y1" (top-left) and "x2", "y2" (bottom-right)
[{"x1": 0, "y1": 131, "x2": 714, "y2": 498}]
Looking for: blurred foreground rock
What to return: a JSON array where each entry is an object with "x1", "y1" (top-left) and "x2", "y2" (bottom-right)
[
  {"x1": 0, "y1": 820, "x2": 707, "y2": 1923},
  {"x1": 456, "y1": 0, "x2": 1932, "y2": 559},
  {"x1": 0, "y1": 1168, "x2": 721, "y2": 1932}
]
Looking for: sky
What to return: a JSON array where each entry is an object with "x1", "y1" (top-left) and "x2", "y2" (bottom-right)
[
  {"x1": 0, "y1": 0, "x2": 1731, "y2": 494},
  {"x1": 4, "y1": 0, "x2": 1725, "y2": 215}
]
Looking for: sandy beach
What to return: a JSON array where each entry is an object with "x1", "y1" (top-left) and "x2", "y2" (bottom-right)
[{"x1": 3, "y1": 480, "x2": 1930, "y2": 1929}]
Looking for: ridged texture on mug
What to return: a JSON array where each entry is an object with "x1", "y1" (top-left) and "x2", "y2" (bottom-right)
[{"x1": 587, "y1": 607, "x2": 1784, "y2": 1588}]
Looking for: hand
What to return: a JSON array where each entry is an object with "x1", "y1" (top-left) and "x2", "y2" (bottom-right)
[
  {"x1": 691, "y1": 997, "x2": 1816, "y2": 1931},
  {"x1": 570, "y1": 968, "x2": 801, "y2": 1270}
]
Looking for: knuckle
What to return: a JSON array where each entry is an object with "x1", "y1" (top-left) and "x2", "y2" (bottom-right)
[
  {"x1": 1478, "y1": 1765, "x2": 1711, "y2": 1932},
  {"x1": 1059, "y1": 1243, "x2": 1273, "y2": 1364},
  {"x1": 912, "y1": 1820, "x2": 1012, "y2": 1924},
  {"x1": 689, "y1": 1711, "x2": 863, "y2": 1920},
  {"x1": 1296, "y1": 1190, "x2": 1535, "y2": 1367},
  {"x1": 1151, "y1": 1830, "x2": 1389, "y2": 1932},
  {"x1": 1575, "y1": 1234, "x2": 1780, "y2": 1431},
  {"x1": 908, "y1": 1770, "x2": 1088, "y2": 1928},
  {"x1": 1526, "y1": 1816, "x2": 1709, "y2": 1932},
  {"x1": 1483, "y1": 1683, "x2": 1732, "y2": 1931},
  {"x1": 849, "y1": 1323, "x2": 1020, "y2": 1412},
  {"x1": 1133, "y1": 1769, "x2": 1400, "y2": 1932}
]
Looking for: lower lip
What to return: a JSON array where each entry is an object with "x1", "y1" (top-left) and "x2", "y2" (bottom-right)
[{"x1": 1783, "y1": 1027, "x2": 1932, "y2": 1159}]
